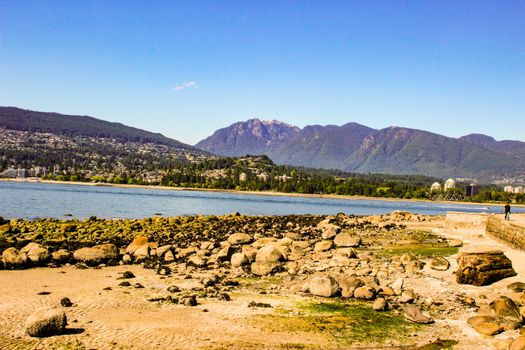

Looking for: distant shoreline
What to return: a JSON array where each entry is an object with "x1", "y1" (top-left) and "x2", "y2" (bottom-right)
[{"x1": 1, "y1": 177, "x2": 521, "y2": 209}]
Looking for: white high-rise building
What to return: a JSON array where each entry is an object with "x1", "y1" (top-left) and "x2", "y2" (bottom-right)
[{"x1": 444, "y1": 178, "x2": 456, "y2": 192}]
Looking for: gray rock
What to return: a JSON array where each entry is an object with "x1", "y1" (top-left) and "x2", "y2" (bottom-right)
[
  {"x1": 25, "y1": 307, "x2": 67, "y2": 337},
  {"x1": 2, "y1": 247, "x2": 27, "y2": 269},
  {"x1": 333, "y1": 232, "x2": 360, "y2": 247},
  {"x1": 309, "y1": 275, "x2": 340, "y2": 297}
]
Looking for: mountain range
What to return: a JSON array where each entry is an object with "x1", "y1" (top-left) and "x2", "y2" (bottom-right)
[
  {"x1": 196, "y1": 119, "x2": 525, "y2": 182},
  {"x1": 1, "y1": 106, "x2": 524, "y2": 183},
  {"x1": 0, "y1": 106, "x2": 191, "y2": 150}
]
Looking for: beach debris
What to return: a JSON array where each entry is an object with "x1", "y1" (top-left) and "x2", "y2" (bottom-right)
[{"x1": 61, "y1": 297, "x2": 73, "y2": 307}]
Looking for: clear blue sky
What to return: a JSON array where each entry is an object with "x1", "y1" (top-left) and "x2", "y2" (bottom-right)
[{"x1": 1, "y1": 1, "x2": 524, "y2": 145}]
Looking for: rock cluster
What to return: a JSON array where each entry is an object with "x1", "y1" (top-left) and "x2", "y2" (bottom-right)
[{"x1": 4, "y1": 211, "x2": 524, "y2": 345}]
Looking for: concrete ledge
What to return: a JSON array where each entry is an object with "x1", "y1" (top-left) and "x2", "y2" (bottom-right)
[
  {"x1": 486, "y1": 215, "x2": 525, "y2": 251},
  {"x1": 444, "y1": 211, "x2": 489, "y2": 230}
]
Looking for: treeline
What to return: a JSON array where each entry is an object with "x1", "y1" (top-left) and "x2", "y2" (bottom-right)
[{"x1": 158, "y1": 155, "x2": 439, "y2": 199}]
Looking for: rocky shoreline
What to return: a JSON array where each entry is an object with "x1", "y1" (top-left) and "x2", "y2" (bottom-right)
[{"x1": 2, "y1": 212, "x2": 525, "y2": 349}]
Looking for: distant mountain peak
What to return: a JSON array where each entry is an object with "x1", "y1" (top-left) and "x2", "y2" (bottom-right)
[{"x1": 195, "y1": 118, "x2": 301, "y2": 156}]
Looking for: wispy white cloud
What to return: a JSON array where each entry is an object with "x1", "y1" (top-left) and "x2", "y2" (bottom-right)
[{"x1": 172, "y1": 81, "x2": 199, "y2": 92}]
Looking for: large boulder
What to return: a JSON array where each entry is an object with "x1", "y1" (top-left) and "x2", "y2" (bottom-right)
[
  {"x1": 227, "y1": 233, "x2": 252, "y2": 245},
  {"x1": 314, "y1": 240, "x2": 333, "y2": 253},
  {"x1": 309, "y1": 275, "x2": 340, "y2": 297},
  {"x1": 333, "y1": 232, "x2": 361, "y2": 248},
  {"x1": 51, "y1": 249, "x2": 71, "y2": 263},
  {"x1": 125, "y1": 235, "x2": 149, "y2": 255},
  {"x1": 73, "y1": 243, "x2": 119, "y2": 265},
  {"x1": 456, "y1": 249, "x2": 516, "y2": 286},
  {"x1": 321, "y1": 224, "x2": 341, "y2": 240},
  {"x1": 2, "y1": 247, "x2": 28, "y2": 269},
  {"x1": 491, "y1": 296, "x2": 523, "y2": 324},
  {"x1": 156, "y1": 245, "x2": 174, "y2": 259},
  {"x1": 429, "y1": 257, "x2": 450, "y2": 271},
  {"x1": 21, "y1": 243, "x2": 50, "y2": 265},
  {"x1": 217, "y1": 245, "x2": 233, "y2": 262},
  {"x1": 255, "y1": 246, "x2": 284, "y2": 262},
  {"x1": 353, "y1": 286, "x2": 376, "y2": 300},
  {"x1": 251, "y1": 261, "x2": 280, "y2": 276},
  {"x1": 231, "y1": 253, "x2": 248, "y2": 267},
  {"x1": 467, "y1": 315, "x2": 504, "y2": 336},
  {"x1": 339, "y1": 276, "x2": 364, "y2": 299},
  {"x1": 25, "y1": 307, "x2": 67, "y2": 337}
]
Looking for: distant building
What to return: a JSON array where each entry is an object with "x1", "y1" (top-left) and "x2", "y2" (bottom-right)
[
  {"x1": 53, "y1": 164, "x2": 61, "y2": 176},
  {"x1": 256, "y1": 173, "x2": 269, "y2": 182},
  {"x1": 504, "y1": 186, "x2": 514, "y2": 193},
  {"x1": 16, "y1": 169, "x2": 27, "y2": 178},
  {"x1": 275, "y1": 175, "x2": 293, "y2": 182},
  {"x1": 430, "y1": 182, "x2": 441, "y2": 193},
  {"x1": 239, "y1": 173, "x2": 247, "y2": 182},
  {"x1": 466, "y1": 183, "x2": 479, "y2": 197},
  {"x1": 444, "y1": 178, "x2": 456, "y2": 192},
  {"x1": 515, "y1": 186, "x2": 524, "y2": 194}
]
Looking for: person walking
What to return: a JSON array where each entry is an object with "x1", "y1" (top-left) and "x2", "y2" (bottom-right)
[{"x1": 504, "y1": 203, "x2": 511, "y2": 221}]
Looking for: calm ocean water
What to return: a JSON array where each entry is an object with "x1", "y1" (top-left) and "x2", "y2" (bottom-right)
[{"x1": 0, "y1": 181, "x2": 521, "y2": 220}]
